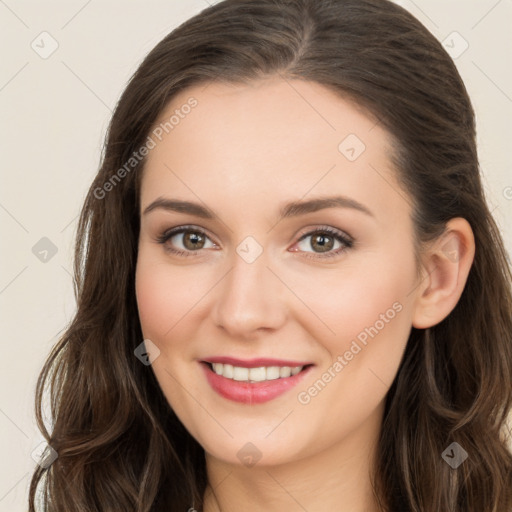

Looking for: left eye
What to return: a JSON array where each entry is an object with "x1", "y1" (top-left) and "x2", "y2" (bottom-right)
[
  {"x1": 297, "y1": 231, "x2": 343, "y2": 253},
  {"x1": 292, "y1": 228, "x2": 352, "y2": 257}
]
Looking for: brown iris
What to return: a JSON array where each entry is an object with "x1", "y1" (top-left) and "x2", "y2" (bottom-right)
[
  {"x1": 183, "y1": 231, "x2": 206, "y2": 250},
  {"x1": 309, "y1": 233, "x2": 335, "y2": 253}
]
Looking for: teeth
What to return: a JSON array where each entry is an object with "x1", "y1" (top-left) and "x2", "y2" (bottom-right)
[
  {"x1": 233, "y1": 366, "x2": 249, "y2": 381},
  {"x1": 223, "y1": 364, "x2": 234, "y2": 378},
  {"x1": 249, "y1": 366, "x2": 266, "y2": 382},
  {"x1": 280, "y1": 366, "x2": 291, "y2": 378},
  {"x1": 210, "y1": 363, "x2": 304, "y2": 382}
]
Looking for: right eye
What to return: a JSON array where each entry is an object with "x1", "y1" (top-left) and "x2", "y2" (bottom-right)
[{"x1": 156, "y1": 226, "x2": 218, "y2": 256}]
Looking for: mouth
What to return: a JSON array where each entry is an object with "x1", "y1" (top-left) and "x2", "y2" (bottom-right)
[
  {"x1": 201, "y1": 361, "x2": 314, "y2": 382},
  {"x1": 199, "y1": 360, "x2": 314, "y2": 404}
]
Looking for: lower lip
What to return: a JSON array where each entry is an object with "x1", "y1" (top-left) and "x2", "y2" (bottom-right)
[{"x1": 200, "y1": 362, "x2": 313, "y2": 404}]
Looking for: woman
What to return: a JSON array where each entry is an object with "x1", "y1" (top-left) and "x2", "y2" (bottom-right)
[{"x1": 29, "y1": 0, "x2": 512, "y2": 510}]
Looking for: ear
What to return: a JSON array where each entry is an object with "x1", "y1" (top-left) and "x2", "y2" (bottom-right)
[{"x1": 412, "y1": 217, "x2": 475, "y2": 329}]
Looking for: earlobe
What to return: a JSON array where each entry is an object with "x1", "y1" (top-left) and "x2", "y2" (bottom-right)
[{"x1": 412, "y1": 218, "x2": 475, "y2": 329}]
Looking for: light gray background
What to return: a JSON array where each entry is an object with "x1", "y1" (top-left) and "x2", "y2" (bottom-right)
[{"x1": 1, "y1": 1, "x2": 511, "y2": 510}]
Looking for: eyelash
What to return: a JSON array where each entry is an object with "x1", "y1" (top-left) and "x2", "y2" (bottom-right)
[{"x1": 155, "y1": 224, "x2": 353, "y2": 260}]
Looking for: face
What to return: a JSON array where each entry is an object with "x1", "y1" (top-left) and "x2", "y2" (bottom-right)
[{"x1": 135, "y1": 77, "x2": 420, "y2": 467}]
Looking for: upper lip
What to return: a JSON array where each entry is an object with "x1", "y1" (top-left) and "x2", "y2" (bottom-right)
[{"x1": 201, "y1": 356, "x2": 314, "y2": 368}]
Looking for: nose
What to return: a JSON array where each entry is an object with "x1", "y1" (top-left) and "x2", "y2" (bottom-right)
[{"x1": 211, "y1": 248, "x2": 287, "y2": 339}]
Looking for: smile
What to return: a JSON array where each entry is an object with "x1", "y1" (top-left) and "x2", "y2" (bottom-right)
[
  {"x1": 200, "y1": 361, "x2": 314, "y2": 404},
  {"x1": 210, "y1": 362, "x2": 305, "y2": 381}
]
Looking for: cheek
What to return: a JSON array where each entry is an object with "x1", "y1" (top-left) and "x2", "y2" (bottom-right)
[
  {"x1": 135, "y1": 258, "x2": 201, "y2": 405},
  {"x1": 295, "y1": 243, "x2": 416, "y2": 369},
  {"x1": 135, "y1": 257, "x2": 194, "y2": 341},
  {"x1": 135, "y1": 251, "x2": 220, "y2": 355},
  {"x1": 291, "y1": 258, "x2": 415, "y2": 440},
  {"x1": 303, "y1": 267, "x2": 412, "y2": 336},
  {"x1": 136, "y1": 263, "x2": 169, "y2": 339}
]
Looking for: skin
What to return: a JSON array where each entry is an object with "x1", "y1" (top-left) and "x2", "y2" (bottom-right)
[{"x1": 135, "y1": 77, "x2": 475, "y2": 512}]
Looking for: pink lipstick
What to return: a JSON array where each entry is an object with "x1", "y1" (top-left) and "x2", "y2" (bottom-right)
[{"x1": 199, "y1": 357, "x2": 314, "y2": 404}]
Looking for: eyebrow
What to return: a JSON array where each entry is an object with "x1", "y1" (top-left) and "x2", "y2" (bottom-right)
[{"x1": 142, "y1": 195, "x2": 374, "y2": 220}]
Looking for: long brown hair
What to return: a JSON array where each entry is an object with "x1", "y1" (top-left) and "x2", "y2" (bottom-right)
[{"x1": 29, "y1": 0, "x2": 512, "y2": 510}]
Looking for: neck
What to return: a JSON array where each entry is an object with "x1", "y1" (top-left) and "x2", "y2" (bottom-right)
[{"x1": 201, "y1": 402, "x2": 385, "y2": 512}]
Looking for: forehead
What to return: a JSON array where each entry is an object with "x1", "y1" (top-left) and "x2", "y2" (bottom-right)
[
  {"x1": 151, "y1": 77, "x2": 384, "y2": 153},
  {"x1": 140, "y1": 78, "x2": 407, "y2": 225}
]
